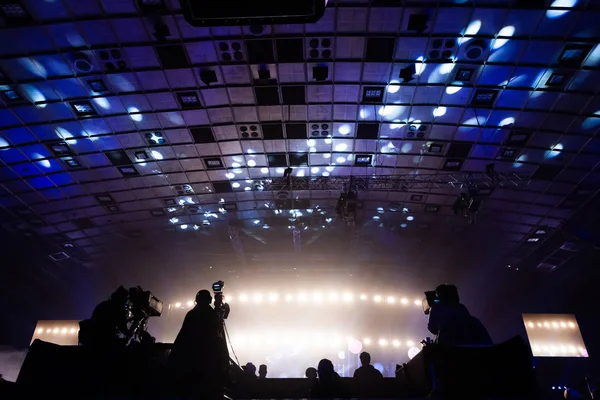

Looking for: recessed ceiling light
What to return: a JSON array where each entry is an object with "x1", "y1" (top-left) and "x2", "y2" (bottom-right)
[
  {"x1": 95, "y1": 194, "x2": 114, "y2": 204},
  {"x1": 545, "y1": 73, "x2": 567, "y2": 86},
  {"x1": 88, "y1": 79, "x2": 108, "y2": 92},
  {"x1": 455, "y1": 68, "x2": 474, "y2": 82},
  {"x1": 471, "y1": 90, "x2": 498, "y2": 105},
  {"x1": 1, "y1": 88, "x2": 22, "y2": 101},
  {"x1": 70, "y1": 101, "x2": 97, "y2": 116},
  {"x1": 61, "y1": 157, "x2": 80, "y2": 168},
  {"x1": 177, "y1": 91, "x2": 200, "y2": 107},
  {"x1": 362, "y1": 87, "x2": 384, "y2": 102}
]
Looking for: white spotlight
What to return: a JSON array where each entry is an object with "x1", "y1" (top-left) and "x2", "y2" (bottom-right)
[
  {"x1": 392, "y1": 339, "x2": 401, "y2": 347},
  {"x1": 174, "y1": 302, "x2": 181, "y2": 308},
  {"x1": 252, "y1": 293, "x2": 263, "y2": 303},
  {"x1": 239, "y1": 293, "x2": 249, "y2": 302},
  {"x1": 363, "y1": 338, "x2": 372, "y2": 345},
  {"x1": 379, "y1": 338, "x2": 388, "y2": 347},
  {"x1": 374, "y1": 295, "x2": 382, "y2": 303},
  {"x1": 187, "y1": 300, "x2": 194, "y2": 307},
  {"x1": 400, "y1": 297, "x2": 409, "y2": 305},
  {"x1": 386, "y1": 296, "x2": 396, "y2": 304},
  {"x1": 414, "y1": 299, "x2": 421, "y2": 306},
  {"x1": 342, "y1": 292, "x2": 354, "y2": 302},
  {"x1": 268, "y1": 292, "x2": 279, "y2": 302},
  {"x1": 360, "y1": 294, "x2": 368, "y2": 301}
]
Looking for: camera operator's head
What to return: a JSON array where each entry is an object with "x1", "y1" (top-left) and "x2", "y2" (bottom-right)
[
  {"x1": 436, "y1": 284, "x2": 460, "y2": 305},
  {"x1": 110, "y1": 286, "x2": 129, "y2": 303},
  {"x1": 195, "y1": 289, "x2": 212, "y2": 306}
]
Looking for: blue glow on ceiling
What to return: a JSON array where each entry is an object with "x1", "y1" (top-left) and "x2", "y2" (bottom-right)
[{"x1": 547, "y1": 0, "x2": 578, "y2": 18}]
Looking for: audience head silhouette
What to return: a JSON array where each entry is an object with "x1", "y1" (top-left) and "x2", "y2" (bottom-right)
[
  {"x1": 359, "y1": 351, "x2": 371, "y2": 366},
  {"x1": 195, "y1": 290, "x2": 212, "y2": 306},
  {"x1": 305, "y1": 367, "x2": 317, "y2": 379},
  {"x1": 258, "y1": 364, "x2": 267, "y2": 378},
  {"x1": 317, "y1": 358, "x2": 335, "y2": 380}
]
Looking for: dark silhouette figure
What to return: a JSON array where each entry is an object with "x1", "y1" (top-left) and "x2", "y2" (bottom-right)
[
  {"x1": 242, "y1": 362, "x2": 257, "y2": 378},
  {"x1": 310, "y1": 359, "x2": 346, "y2": 398},
  {"x1": 168, "y1": 290, "x2": 226, "y2": 400},
  {"x1": 427, "y1": 284, "x2": 492, "y2": 346},
  {"x1": 80, "y1": 286, "x2": 129, "y2": 348},
  {"x1": 354, "y1": 352, "x2": 383, "y2": 396},
  {"x1": 306, "y1": 367, "x2": 317, "y2": 380},
  {"x1": 258, "y1": 364, "x2": 267, "y2": 379}
]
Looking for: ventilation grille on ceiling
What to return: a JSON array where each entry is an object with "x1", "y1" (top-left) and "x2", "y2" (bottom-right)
[
  {"x1": 427, "y1": 38, "x2": 457, "y2": 61},
  {"x1": 309, "y1": 123, "x2": 330, "y2": 137},
  {"x1": 460, "y1": 39, "x2": 490, "y2": 61},
  {"x1": 218, "y1": 41, "x2": 244, "y2": 62},
  {"x1": 96, "y1": 49, "x2": 127, "y2": 72},
  {"x1": 307, "y1": 38, "x2": 333, "y2": 59},
  {"x1": 239, "y1": 125, "x2": 261, "y2": 139}
]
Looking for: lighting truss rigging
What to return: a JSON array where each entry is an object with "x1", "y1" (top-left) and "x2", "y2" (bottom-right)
[{"x1": 262, "y1": 172, "x2": 531, "y2": 193}]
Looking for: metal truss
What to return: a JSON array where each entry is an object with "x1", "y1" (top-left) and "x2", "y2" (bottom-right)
[
  {"x1": 228, "y1": 224, "x2": 246, "y2": 264},
  {"x1": 263, "y1": 172, "x2": 531, "y2": 193}
]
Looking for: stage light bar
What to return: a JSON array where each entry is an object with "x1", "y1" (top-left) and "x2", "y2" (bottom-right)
[
  {"x1": 31, "y1": 321, "x2": 80, "y2": 345},
  {"x1": 226, "y1": 332, "x2": 417, "y2": 350},
  {"x1": 523, "y1": 314, "x2": 588, "y2": 357},
  {"x1": 169, "y1": 291, "x2": 424, "y2": 310}
]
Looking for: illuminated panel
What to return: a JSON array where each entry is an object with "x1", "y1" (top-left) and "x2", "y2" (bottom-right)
[
  {"x1": 31, "y1": 320, "x2": 80, "y2": 346},
  {"x1": 522, "y1": 314, "x2": 588, "y2": 357}
]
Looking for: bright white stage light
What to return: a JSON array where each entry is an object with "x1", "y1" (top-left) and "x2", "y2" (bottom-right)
[
  {"x1": 239, "y1": 293, "x2": 249, "y2": 302},
  {"x1": 392, "y1": 339, "x2": 401, "y2": 347},
  {"x1": 414, "y1": 299, "x2": 421, "y2": 306},
  {"x1": 268, "y1": 292, "x2": 279, "y2": 302},
  {"x1": 298, "y1": 292, "x2": 308, "y2": 302},
  {"x1": 363, "y1": 338, "x2": 372, "y2": 345},
  {"x1": 342, "y1": 292, "x2": 354, "y2": 302},
  {"x1": 406, "y1": 340, "x2": 414, "y2": 347},
  {"x1": 187, "y1": 300, "x2": 194, "y2": 307},
  {"x1": 285, "y1": 294, "x2": 293, "y2": 302},
  {"x1": 387, "y1": 296, "x2": 396, "y2": 304},
  {"x1": 379, "y1": 338, "x2": 388, "y2": 347},
  {"x1": 174, "y1": 302, "x2": 181, "y2": 308},
  {"x1": 374, "y1": 295, "x2": 382, "y2": 303},
  {"x1": 401, "y1": 298, "x2": 409, "y2": 305},
  {"x1": 360, "y1": 294, "x2": 368, "y2": 300},
  {"x1": 252, "y1": 293, "x2": 264, "y2": 303}
]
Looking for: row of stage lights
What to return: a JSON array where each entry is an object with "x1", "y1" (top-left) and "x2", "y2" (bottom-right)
[
  {"x1": 526, "y1": 320, "x2": 577, "y2": 329},
  {"x1": 530, "y1": 343, "x2": 587, "y2": 357},
  {"x1": 170, "y1": 293, "x2": 423, "y2": 309},
  {"x1": 230, "y1": 334, "x2": 418, "y2": 349},
  {"x1": 36, "y1": 327, "x2": 78, "y2": 335}
]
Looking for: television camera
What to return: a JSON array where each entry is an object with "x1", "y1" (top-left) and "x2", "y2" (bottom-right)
[
  {"x1": 212, "y1": 280, "x2": 230, "y2": 320},
  {"x1": 126, "y1": 286, "x2": 163, "y2": 345},
  {"x1": 78, "y1": 285, "x2": 163, "y2": 348}
]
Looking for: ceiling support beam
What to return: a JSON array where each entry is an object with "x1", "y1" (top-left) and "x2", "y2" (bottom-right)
[
  {"x1": 262, "y1": 173, "x2": 530, "y2": 192},
  {"x1": 292, "y1": 227, "x2": 301, "y2": 253},
  {"x1": 228, "y1": 224, "x2": 246, "y2": 265}
]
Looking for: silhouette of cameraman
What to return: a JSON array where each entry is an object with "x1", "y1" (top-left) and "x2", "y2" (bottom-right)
[
  {"x1": 79, "y1": 286, "x2": 129, "y2": 349},
  {"x1": 168, "y1": 289, "x2": 227, "y2": 399},
  {"x1": 427, "y1": 284, "x2": 492, "y2": 346}
]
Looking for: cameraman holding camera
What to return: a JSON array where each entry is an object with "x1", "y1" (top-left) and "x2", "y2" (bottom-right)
[
  {"x1": 427, "y1": 284, "x2": 492, "y2": 346},
  {"x1": 168, "y1": 289, "x2": 228, "y2": 399}
]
